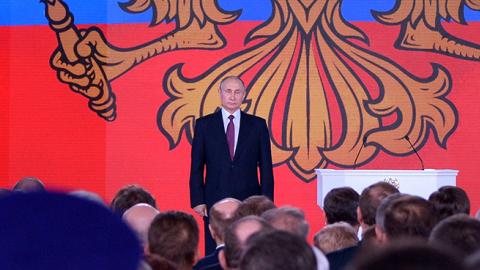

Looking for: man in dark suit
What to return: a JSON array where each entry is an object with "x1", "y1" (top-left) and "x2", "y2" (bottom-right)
[
  {"x1": 189, "y1": 76, "x2": 274, "y2": 253},
  {"x1": 193, "y1": 198, "x2": 240, "y2": 270}
]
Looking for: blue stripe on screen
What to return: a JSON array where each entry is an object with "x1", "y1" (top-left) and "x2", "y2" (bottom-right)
[{"x1": 1, "y1": 0, "x2": 480, "y2": 26}]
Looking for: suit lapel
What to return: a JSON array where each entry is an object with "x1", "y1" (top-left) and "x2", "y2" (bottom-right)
[{"x1": 234, "y1": 111, "x2": 252, "y2": 161}]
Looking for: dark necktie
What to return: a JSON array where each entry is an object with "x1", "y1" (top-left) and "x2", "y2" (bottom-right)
[{"x1": 227, "y1": 115, "x2": 235, "y2": 160}]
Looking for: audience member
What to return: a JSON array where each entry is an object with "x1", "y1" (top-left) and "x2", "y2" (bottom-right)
[
  {"x1": 69, "y1": 190, "x2": 106, "y2": 206},
  {"x1": 220, "y1": 216, "x2": 274, "y2": 270},
  {"x1": 261, "y1": 206, "x2": 309, "y2": 238},
  {"x1": 326, "y1": 183, "x2": 398, "y2": 270},
  {"x1": 4, "y1": 180, "x2": 474, "y2": 270},
  {"x1": 262, "y1": 206, "x2": 329, "y2": 270},
  {"x1": 375, "y1": 194, "x2": 436, "y2": 243},
  {"x1": 348, "y1": 241, "x2": 465, "y2": 270},
  {"x1": 111, "y1": 184, "x2": 157, "y2": 216},
  {"x1": 12, "y1": 176, "x2": 45, "y2": 192},
  {"x1": 233, "y1": 195, "x2": 276, "y2": 219},
  {"x1": 429, "y1": 214, "x2": 480, "y2": 259},
  {"x1": 240, "y1": 230, "x2": 317, "y2": 270},
  {"x1": 429, "y1": 186, "x2": 470, "y2": 221},
  {"x1": 123, "y1": 203, "x2": 160, "y2": 251},
  {"x1": 194, "y1": 198, "x2": 241, "y2": 270},
  {"x1": 0, "y1": 192, "x2": 141, "y2": 270},
  {"x1": 148, "y1": 211, "x2": 199, "y2": 270},
  {"x1": 314, "y1": 222, "x2": 359, "y2": 254},
  {"x1": 323, "y1": 187, "x2": 360, "y2": 229},
  {"x1": 358, "y1": 182, "x2": 399, "y2": 233}
]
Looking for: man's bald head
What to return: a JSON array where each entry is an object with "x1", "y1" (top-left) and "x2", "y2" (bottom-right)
[
  {"x1": 209, "y1": 198, "x2": 241, "y2": 244},
  {"x1": 123, "y1": 203, "x2": 160, "y2": 248}
]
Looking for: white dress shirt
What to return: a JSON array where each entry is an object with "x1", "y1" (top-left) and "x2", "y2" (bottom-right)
[{"x1": 221, "y1": 108, "x2": 241, "y2": 154}]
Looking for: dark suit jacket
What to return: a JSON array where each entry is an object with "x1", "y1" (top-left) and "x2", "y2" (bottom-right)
[
  {"x1": 326, "y1": 244, "x2": 360, "y2": 270},
  {"x1": 190, "y1": 110, "x2": 274, "y2": 208},
  {"x1": 192, "y1": 246, "x2": 224, "y2": 270}
]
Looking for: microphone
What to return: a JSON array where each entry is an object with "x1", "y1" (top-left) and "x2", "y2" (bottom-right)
[
  {"x1": 404, "y1": 135, "x2": 425, "y2": 170},
  {"x1": 353, "y1": 135, "x2": 368, "y2": 170}
]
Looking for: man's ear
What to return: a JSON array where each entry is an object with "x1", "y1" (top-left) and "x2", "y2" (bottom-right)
[
  {"x1": 144, "y1": 243, "x2": 150, "y2": 256},
  {"x1": 357, "y1": 206, "x2": 363, "y2": 224},
  {"x1": 375, "y1": 224, "x2": 388, "y2": 244},
  {"x1": 209, "y1": 224, "x2": 220, "y2": 243},
  {"x1": 219, "y1": 249, "x2": 228, "y2": 270},
  {"x1": 193, "y1": 248, "x2": 200, "y2": 264}
]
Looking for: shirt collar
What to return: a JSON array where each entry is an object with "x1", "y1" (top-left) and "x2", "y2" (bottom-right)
[{"x1": 221, "y1": 108, "x2": 241, "y2": 120}]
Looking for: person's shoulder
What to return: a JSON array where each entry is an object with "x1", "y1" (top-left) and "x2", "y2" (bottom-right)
[
  {"x1": 196, "y1": 111, "x2": 221, "y2": 124},
  {"x1": 241, "y1": 112, "x2": 267, "y2": 124}
]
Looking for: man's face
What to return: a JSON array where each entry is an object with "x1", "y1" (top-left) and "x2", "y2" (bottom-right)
[{"x1": 219, "y1": 78, "x2": 246, "y2": 114}]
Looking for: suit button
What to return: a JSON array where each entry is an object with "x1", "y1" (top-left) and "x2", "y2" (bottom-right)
[{"x1": 231, "y1": 165, "x2": 235, "y2": 169}]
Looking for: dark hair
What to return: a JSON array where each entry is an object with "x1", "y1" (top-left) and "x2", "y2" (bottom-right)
[
  {"x1": 324, "y1": 187, "x2": 360, "y2": 226},
  {"x1": 148, "y1": 211, "x2": 199, "y2": 269},
  {"x1": 429, "y1": 214, "x2": 480, "y2": 259},
  {"x1": 209, "y1": 198, "x2": 241, "y2": 242},
  {"x1": 382, "y1": 195, "x2": 436, "y2": 240},
  {"x1": 224, "y1": 216, "x2": 273, "y2": 269},
  {"x1": 234, "y1": 195, "x2": 276, "y2": 219},
  {"x1": 110, "y1": 185, "x2": 156, "y2": 215},
  {"x1": 0, "y1": 192, "x2": 141, "y2": 270},
  {"x1": 240, "y1": 230, "x2": 316, "y2": 270},
  {"x1": 359, "y1": 182, "x2": 399, "y2": 225},
  {"x1": 349, "y1": 241, "x2": 465, "y2": 270},
  {"x1": 429, "y1": 186, "x2": 470, "y2": 221},
  {"x1": 12, "y1": 177, "x2": 45, "y2": 192},
  {"x1": 145, "y1": 254, "x2": 177, "y2": 270},
  {"x1": 261, "y1": 206, "x2": 309, "y2": 238}
]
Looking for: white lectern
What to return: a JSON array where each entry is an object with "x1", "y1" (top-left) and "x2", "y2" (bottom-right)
[{"x1": 315, "y1": 169, "x2": 458, "y2": 208}]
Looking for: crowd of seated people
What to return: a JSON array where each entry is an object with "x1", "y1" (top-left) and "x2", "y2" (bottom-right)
[{"x1": 1, "y1": 177, "x2": 480, "y2": 270}]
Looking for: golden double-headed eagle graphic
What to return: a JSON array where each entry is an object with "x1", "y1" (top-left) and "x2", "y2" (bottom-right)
[{"x1": 43, "y1": 0, "x2": 478, "y2": 181}]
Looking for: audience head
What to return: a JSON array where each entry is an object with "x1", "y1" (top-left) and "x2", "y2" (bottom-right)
[
  {"x1": 234, "y1": 195, "x2": 276, "y2": 219},
  {"x1": 148, "y1": 211, "x2": 199, "y2": 270},
  {"x1": 12, "y1": 176, "x2": 45, "y2": 192},
  {"x1": 375, "y1": 194, "x2": 436, "y2": 243},
  {"x1": 111, "y1": 185, "x2": 156, "y2": 216},
  {"x1": 324, "y1": 187, "x2": 360, "y2": 227},
  {"x1": 69, "y1": 190, "x2": 106, "y2": 206},
  {"x1": 0, "y1": 188, "x2": 11, "y2": 199},
  {"x1": 123, "y1": 203, "x2": 160, "y2": 249},
  {"x1": 349, "y1": 241, "x2": 465, "y2": 270},
  {"x1": 429, "y1": 186, "x2": 470, "y2": 221},
  {"x1": 358, "y1": 182, "x2": 399, "y2": 227},
  {"x1": 314, "y1": 222, "x2": 359, "y2": 254},
  {"x1": 261, "y1": 206, "x2": 309, "y2": 238},
  {"x1": 221, "y1": 216, "x2": 274, "y2": 269},
  {"x1": 0, "y1": 192, "x2": 141, "y2": 270},
  {"x1": 429, "y1": 214, "x2": 480, "y2": 259},
  {"x1": 240, "y1": 230, "x2": 317, "y2": 270},
  {"x1": 209, "y1": 198, "x2": 241, "y2": 245}
]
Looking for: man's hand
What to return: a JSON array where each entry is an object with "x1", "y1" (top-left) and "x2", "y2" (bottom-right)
[{"x1": 193, "y1": 204, "x2": 207, "y2": 217}]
